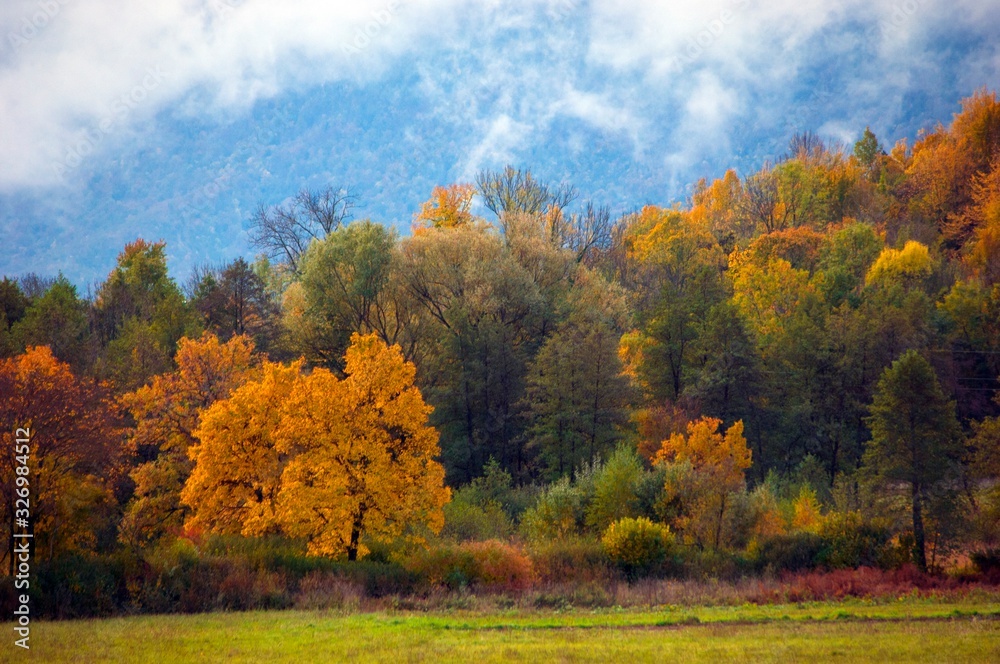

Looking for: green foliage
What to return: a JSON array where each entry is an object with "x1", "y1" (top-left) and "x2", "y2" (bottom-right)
[
  {"x1": 601, "y1": 517, "x2": 674, "y2": 579},
  {"x1": 754, "y1": 532, "x2": 825, "y2": 573},
  {"x1": 854, "y1": 127, "x2": 882, "y2": 167},
  {"x1": 586, "y1": 445, "x2": 644, "y2": 532},
  {"x1": 817, "y1": 511, "x2": 895, "y2": 569},
  {"x1": 864, "y1": 349, "x2": 963, "y2": 571},
  {"x1": 287, "y1": 220, "x2": 397, "y2": 372},
  {"x1": 520, "y1": 476, "x2": 587, "y2": 542},
  {"x1": 441, "y1": 498, "x2": 515, "y2": 542},
  {"x1": 10, "y1": 275, "x2": 90, "y2": 368}
]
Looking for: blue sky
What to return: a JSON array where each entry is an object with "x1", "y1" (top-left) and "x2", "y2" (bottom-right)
[{"x1": 1, "y1": 0, "x2": 998, "y2": 287}]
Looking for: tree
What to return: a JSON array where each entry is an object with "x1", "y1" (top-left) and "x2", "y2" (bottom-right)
[
  {"x1": 91, "y1": 240, "x2": 197, "y2": 390},
  {"x1": 0, "y1": 277, "x2": 28, "y2": 357},
  {"x1": 865, "y1": 241, "x2": 935, "y2": 289},
  {"x1": 854, "y1": 127, "x2": 883, "y2": 169},
  {"x1": 284, "y1": 220, "x2": 413, "y2": 372},
  {"x1": 249, "y1": 186, "x2": 356, "y2": 274},
  {"x1": 184, "y1": 333, "x2": 450, "y2": 560},
  {"x1": 412, "y1": 184, "x2": 477, "y2": 230},
  {"x1": 864, "y1": 350, "x2": 963, "y2": 572},
  {"x1": 626, "y1": 206, "x2": 726, "y2": 401},
  {"x1": 181, "y1": 360, "x2": 301, "y2": 537},
  {"x1": 522, "y1": 270, "x2": 632, "y2": 477},
  {"x1": 0, "y1": 347, "x2": 123, "y2": 570},
  {"x1": 119, "y1": 333, "x2": 256, "y2": 546},
  {"x1": 189, "y1": 258, "x2": 281, "y2": 355},
  {"x1": 397, "y1": 223, "x2": 543, "y2": 480},
  {"x1": 10, "y1": 276, "x2": 90, "y2": 370},
  {"x1": 654, "y1": 416, "x2": 750, "y2": 549},
  {"x1": 475, "y1": 165, "x2": 576, "y2": 225}
]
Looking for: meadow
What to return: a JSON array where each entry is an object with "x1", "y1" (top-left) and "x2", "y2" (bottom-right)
[{"x1": 10, "y1": 597, "x2": 999, "y2": 663}]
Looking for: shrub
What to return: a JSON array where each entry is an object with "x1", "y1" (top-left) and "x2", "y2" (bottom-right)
[
  {"x1": 755, "y1": 532, "x2": 825, "y2": 573},
  {"x1": 971, "y1": 548, "x2": 1000, "y2": 576},
  {"x1": 602, "y1": 517, "x2": 673, "y2": 579},
  {"x1": 441, "y1": 498, "x2": 514, "y2": 542},
  {"x1": 817, "y1": 511, "x2": 894, "y2": 569},
  {"x1": 520, "y1": 477, "x2": 587, "y2": 542},
  {"x1": 403, "y1": 540, "x2": 534, "y2": 592},
  {"x1": 585, "y1": 446, "x2": 643, "y2": 532},
  {"x1": 528, "y1": 538, "x2": 612, "y2": 584},
  {"x1": 294, "y1": 572, "x2": 364, "y2": 610},
  {"x1": 676, "y1": 547, "x2": 752, "y2": 581},
  {"x1": 464, "y1": 540, "x2": 535, "y2": 591}
]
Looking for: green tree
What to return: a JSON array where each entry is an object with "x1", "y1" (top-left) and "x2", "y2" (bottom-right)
[
  {"x1": 522, "y1": 271, "x2": 632, "y2": 477},
  {"x1": 854, "y1": 127, "x2": 882, "y2": 168},
  {"x1": 92, "y1": 240, "x2": 198, "y2": 389},
  {"x1": 190, "y1": 258, "x2": 281, "y2": 355},
  {"x1": 10, "y1": 276, "x2": 90, "y2": 370},
  {"x1": 864, "y1": 350, "x2": 963, "y2": 572},
  {"x1": 284, "y1": 220, "x2": 413, "y2": 372},
  {"x1": 0, "y1": 277, "x2": 29, "y2": 357}
]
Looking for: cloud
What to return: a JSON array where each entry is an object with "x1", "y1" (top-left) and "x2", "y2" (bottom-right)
[
  {"x1": 1, "y1": 0, "x2": 1000, "y2": 284},
  {"x1": 0, "y1": 0, "x2": 453, "y2": 190}
]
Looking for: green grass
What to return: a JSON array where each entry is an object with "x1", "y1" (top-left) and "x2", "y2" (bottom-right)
[{"x1": 9, "y1": 598, "x2": 1000, "y2": 662}]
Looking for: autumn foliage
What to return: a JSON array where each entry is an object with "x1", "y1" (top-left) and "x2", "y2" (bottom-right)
[
  {"x1": 0, "y1": 347, "x2": 123, "y2": 568},
  {"x1": 183, "y1": 333, "x2": 450, "y2": 560}
]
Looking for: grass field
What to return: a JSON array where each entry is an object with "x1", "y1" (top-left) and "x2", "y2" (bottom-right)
[{"x1": 8, "y1": 597, "x2": 1000, "y2": 662}]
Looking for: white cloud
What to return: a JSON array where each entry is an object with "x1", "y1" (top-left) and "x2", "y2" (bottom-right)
[
  {"x1": 0, "y1": 0, "x2": 457, "y2": 190},
  {"x1": 0, "y1": 0, "x2": 999, "y2": 196}
]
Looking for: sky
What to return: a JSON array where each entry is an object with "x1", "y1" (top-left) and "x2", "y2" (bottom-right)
[{"x1": 1, "y1": 0, "x2": 999, "y2": 287}]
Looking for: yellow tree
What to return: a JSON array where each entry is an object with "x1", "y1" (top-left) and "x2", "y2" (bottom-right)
[
  {"x1": 654, "y1": 416, "x2": 750, "y2": 549},
  {"x1": 120, "y1": 333, "x2": 256, "y2": 546},
  {"x1": 412, "y1": 183, "x2": 477, "y2": 231},
  {"x1": 184, "y1": 333, "x2": 449, "y2": 560}
]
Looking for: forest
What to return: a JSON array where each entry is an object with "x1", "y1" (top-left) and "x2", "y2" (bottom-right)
[{"x1": 1, "y1": 89, "x2": 999, "y2": 617}]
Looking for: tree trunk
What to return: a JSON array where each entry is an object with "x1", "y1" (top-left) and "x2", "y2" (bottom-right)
[
  {"x1": 347, "y1": 507, "x2": 365, "y2": 562},
  {"x1": 911, "y1": 482, "x2": 927, "y2": 573}
]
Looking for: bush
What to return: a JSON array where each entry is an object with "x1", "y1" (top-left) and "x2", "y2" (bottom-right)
[
  {"x1": 403, "y1": 540, "x2": 534, "y2": 592},
  {"x1": 585, "y1": 446, "x2": 643, "y2": 532},
  {"x1": 754, "y1": 532, "x2": 825, "y2": 573},
  {"x1": 971, "y1": 548, "x2": 1000, "y2": 576},
  {"x1": 520, "y1": 477, "x2": 587, "y2": 542},
  {"x1": 602, "y1": 517, "x2": 673, "y2": 579},
  {"x1": 817, "y1": 511, "x2": 894, "y2": 569},
  {"x1": 528, "y1": 538, "x2": 612, "y2": 584},
  {"x1": 676, "y1": 547, "x2": 752, "y2": 581},
  {"x1": 441, "y1": 498, "x2": 515, "y2": 542},
  {"x1": 294, "y1": 572, "x2": 365, "y2": 610}
]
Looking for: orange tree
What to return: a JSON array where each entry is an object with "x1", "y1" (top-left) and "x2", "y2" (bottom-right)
[
  {"x1": 653, "y1": 416, "x2": 751, "y2": 549},
  {"x1": 0, "y1": 347, "x2": 123, "y2": 571},
  {"x1": 118, "y1": 333, "x2": 256, "y2": 546},
  {"x1": 183, "y1": 333, "x2": 450, "y2": 560}
]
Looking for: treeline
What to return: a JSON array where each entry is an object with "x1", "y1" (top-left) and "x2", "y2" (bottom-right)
[{"x1": 2, "y1": 90, "x2": 1000, "y2": 595}]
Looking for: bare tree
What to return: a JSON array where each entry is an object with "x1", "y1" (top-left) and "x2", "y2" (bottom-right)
[
  {"x1": 568, "y1": 202, "x2": 613, "y2": 263},
  {"x1": 248, "y1": 186, "x2": 356, "y2": 273},
  {"x1": 475, "y1": 166, "x2": 577, "y2": 225},
  {"x1": 738, "y1": 165, "x2": 785, "y2": 234}
]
